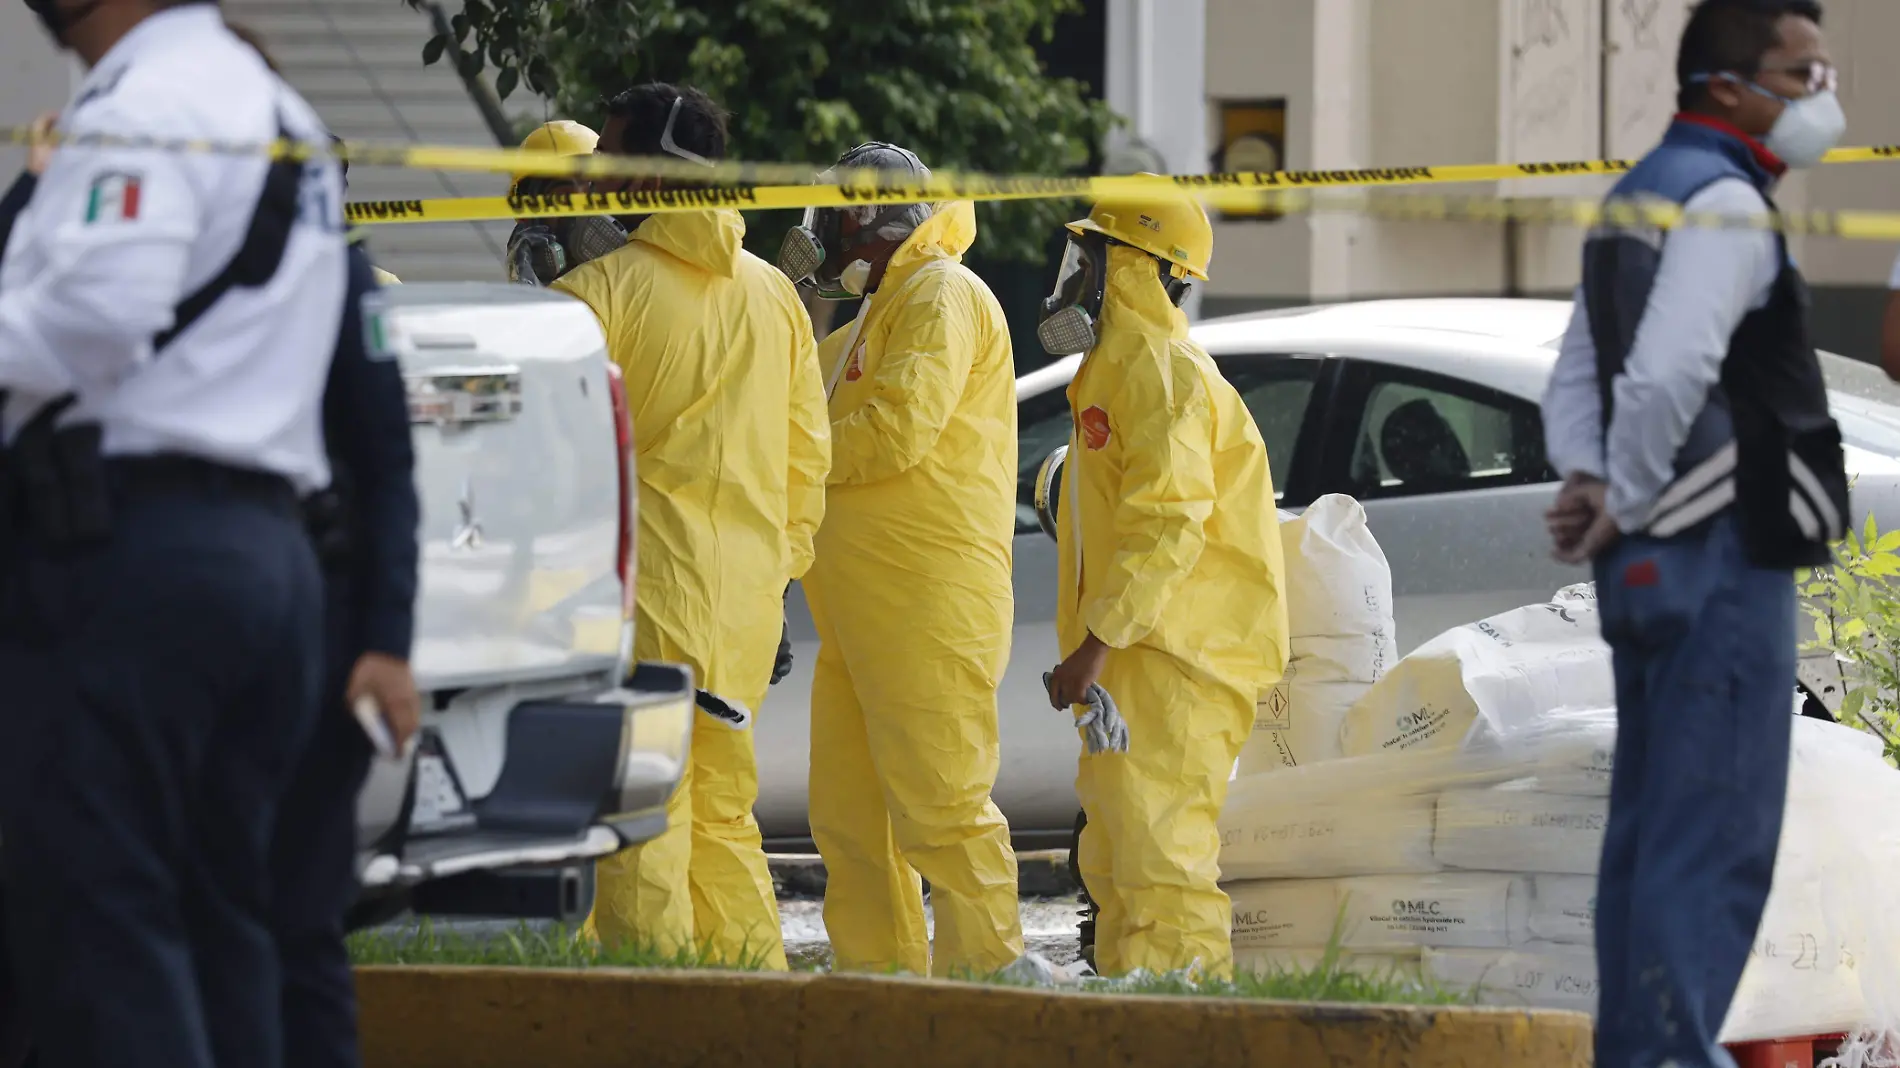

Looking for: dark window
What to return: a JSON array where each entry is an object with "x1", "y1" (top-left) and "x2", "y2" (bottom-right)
[
  {"x1": 1220, "y1": 356, "x2": 1322, "y2": 501},
  {"x1": 1343, "y1": 369, "x2": 1555, "y2": 499}
]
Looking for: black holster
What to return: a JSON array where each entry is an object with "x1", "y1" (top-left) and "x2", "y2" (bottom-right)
[
  {"x1": 303, "y1": 451, "x2": 357, "y2": 573},
  {"x1": 10, "y1": 395, "x2": 111, "y2": 550}
]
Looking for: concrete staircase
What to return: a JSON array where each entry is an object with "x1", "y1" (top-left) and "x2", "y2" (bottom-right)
[{"x1": 223, "y1": 0, "x2": 511, "y2": 282}]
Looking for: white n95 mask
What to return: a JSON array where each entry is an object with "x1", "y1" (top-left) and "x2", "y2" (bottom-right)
[
  {"x1": 837, "y1": 259, "x2": 873, "y2": 298},
  {"x1": 1764, "y1": 88, "x2": 1846, "y2": 170}
]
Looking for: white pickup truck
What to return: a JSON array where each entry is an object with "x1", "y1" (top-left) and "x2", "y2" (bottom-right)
[{"x1": 347, "y1": 282, "x2": 693, "y2": 927}]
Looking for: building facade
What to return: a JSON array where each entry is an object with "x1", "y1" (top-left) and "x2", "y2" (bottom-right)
[{"x1": 1169, "y1": 0, "x2": 1900, "y2": 360}]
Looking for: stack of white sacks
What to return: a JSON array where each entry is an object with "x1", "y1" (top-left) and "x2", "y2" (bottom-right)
[
  {"x1": 1239, "y1": 497, "x2": 1398, "y2": 774},
  {"x1": 1225, "y1": 498, "x2": 1900, "y2": 1046}
]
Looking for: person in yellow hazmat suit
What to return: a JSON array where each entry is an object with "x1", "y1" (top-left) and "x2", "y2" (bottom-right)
[
  {"x1": 775, "y1": 143, "x2": 1025, "y2": 978},
  {"x1": 553, "y1": 84, "x2": 832, "y2": 969},
  {"x1": 1040, "y1": 192, "x2": 1289, "y2": 980},
  {"x1": 507, "y1": 120, "x2": 629, "y2": 287}
]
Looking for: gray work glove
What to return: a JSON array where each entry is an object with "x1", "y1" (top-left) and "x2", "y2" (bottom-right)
[
  {"x1": 505, "y1": 223, "x2": 564, "y2": 286},
  {"x1": 1043, "y1": 672, "x2": 1129, "y2": 756}
]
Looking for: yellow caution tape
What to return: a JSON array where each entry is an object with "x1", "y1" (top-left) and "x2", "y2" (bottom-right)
[
  {"x1": 7, "y1": 122, "x2": 1899, "y2": 190},
  {"x1": 11, "y1": 125, "x2": 1900, "y2": 239},
  {"x1": 344, "y1": 184, "x2": 1900, "y2": 241}
]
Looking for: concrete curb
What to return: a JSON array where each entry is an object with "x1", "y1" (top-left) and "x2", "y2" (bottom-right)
[{"x1": 357, "y1": 966, "x2": 1593, "y2": 1068}]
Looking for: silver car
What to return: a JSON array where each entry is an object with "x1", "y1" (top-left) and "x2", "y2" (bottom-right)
[{"x1": 756, "y1": 297, "x2": 1900, "y2": 845}]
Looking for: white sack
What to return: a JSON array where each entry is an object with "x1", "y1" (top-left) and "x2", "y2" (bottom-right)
[
  {"x1": 1721, "y1": 717, "x2": 1900, "y2": 1050},
  {"x1": 1229, "y1": 873, "x2": 1534, "y2": 950},
  {"x1": 1722, "y1": 859, "x2": 1872, "y2": 1044},
  {"x1": 1419, "y1": 719, "x2": 1900, "y2": 1044},
  {"x1": 1242, "y1": 498, "x2": 1398, "y2": 775},
  {"x1": 1229, "y1": 879, "x2": 1342, "y2": 951},
  {"x1": 1335, "y1": 873, "x2": 1534, "y2": 949},
  {"x1": 1527, "y1": 875, "x2": 1597, "y2": 946},
  {"x1": 1518, "y1": 726, "x2": 1617, "y2": 797},
  {"x1": 1424, "y1": 943, "x2": 1599, "y2": 1013},
  {"x1": 1433, "y1": 788, "x2": 1607, "y2": 875},
  {"x1": 1237, "y1": 946, "x2": 1424, "y2": 984},
  {"x1": 1239, "y1": 659, "x2": 1360, "y2": 774},
  {"x1": 1339, "y1": 597, "x2": 1613, "y2": 758},
  {"x1": 1219, "y1": 794, "x2": 1440, "y2": 882},
  {"x1": 1280, "y1": 495, "x2": 1398, "y2": 666}
]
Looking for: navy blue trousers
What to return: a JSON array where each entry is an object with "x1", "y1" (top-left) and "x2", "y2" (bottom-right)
[
  {"x1": 1591, "y1": 512, "x2": 1795, "y2": 1068},
  {"x1": 269, "y1": 577, "x2": 373, "y2": 1068},
  {"x1": 0, "y1": 479, "x2": 322, "y2": 1068}
]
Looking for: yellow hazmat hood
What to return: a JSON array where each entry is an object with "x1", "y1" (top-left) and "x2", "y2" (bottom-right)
[{"x1": 634, "y1": 207, "x2": 746, "y2": 278}]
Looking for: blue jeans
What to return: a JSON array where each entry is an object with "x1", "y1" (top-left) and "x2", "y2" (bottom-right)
[{"x1": 1591, "y1": 512, "x2": 1795, "y2": 1068}]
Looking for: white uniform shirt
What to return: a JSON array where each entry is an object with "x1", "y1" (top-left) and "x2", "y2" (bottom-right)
[
  {"x1": 0, "y1": 5, "x2": 347, "y2": 493},
  {"x1": 1541, "y1": 177, "x2": 1781, "y2": 532}
]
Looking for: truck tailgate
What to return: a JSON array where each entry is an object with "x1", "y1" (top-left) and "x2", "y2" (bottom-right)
[{"x1": 375, "y1": 283, "x2": 626, "y2": 693}]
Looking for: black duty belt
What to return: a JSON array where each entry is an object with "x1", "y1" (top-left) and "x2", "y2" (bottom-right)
[{"x1": 105, "y1": 455, "x2": 300, "y2": 515}]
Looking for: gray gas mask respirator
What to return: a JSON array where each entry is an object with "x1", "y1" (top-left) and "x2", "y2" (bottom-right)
[
  {"x1": 1036, "y1": 234, "x2": 1193, "y2": 357},
  {"x1": 507, "y1": 215, "x2": 628, "y2": 287},
  {"x1": 777, "y1": 142, "x2": 933, "y2": 300}
]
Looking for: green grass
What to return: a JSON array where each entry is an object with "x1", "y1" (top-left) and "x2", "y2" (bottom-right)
[
  {"x1": 348, "y1": 920, "x2": 780, "y2": 971},
  {"x1": 349, "y1": 921, "x2": 1467, "y2": 1007},
  {"x1": 1099, "y1": 947, "x2": 1470, "y2": 1006}
]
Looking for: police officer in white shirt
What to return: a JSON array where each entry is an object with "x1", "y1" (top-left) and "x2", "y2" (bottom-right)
[{"x1": 0, "y1": 2, "x2": 347, "y2": 1066}]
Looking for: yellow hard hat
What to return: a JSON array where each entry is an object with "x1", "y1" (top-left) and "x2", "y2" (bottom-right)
[
  {"x1": 1066, "y1": 181, "x2": 1214, "y2": 281},
  {"x1": 512, "y1": 120, "x2": 599, "y2": 193}
]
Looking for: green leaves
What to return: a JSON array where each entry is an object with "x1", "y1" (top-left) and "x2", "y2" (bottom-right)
[
  {"x1": 1802, "y1": 512, "x2": 1900, "y2": 763},
  {"x1": 414, "y1": 0, "x2": 1112, "y2": 263}
]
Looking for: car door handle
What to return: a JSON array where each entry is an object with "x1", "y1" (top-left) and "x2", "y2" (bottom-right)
[{"x1": 406, "y1": 367, "x2": 523, "y2": 426}]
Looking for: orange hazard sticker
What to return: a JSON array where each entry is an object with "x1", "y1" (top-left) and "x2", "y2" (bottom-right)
[{"x1": 1081, "y1": 406, "x2": 1111, "y2": 450}]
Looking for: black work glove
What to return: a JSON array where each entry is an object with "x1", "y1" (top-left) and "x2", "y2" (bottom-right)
[
  {"x1": 771, "y1": 613, "x2": 793, "y2": 685},
  {"x1": 505, "y1": 223, "x2": 565, "y2": 286}
]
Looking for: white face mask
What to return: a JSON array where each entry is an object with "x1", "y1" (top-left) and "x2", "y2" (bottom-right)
[
  {"x1": 1763, "y1": 88, "x2": 1846, "y2": 169},
  {"x1": 837, "y1": 259, "x2": 873, "y2": 298}
]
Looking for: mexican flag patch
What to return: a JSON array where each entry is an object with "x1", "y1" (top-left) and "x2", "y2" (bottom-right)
[{"x1": 84, "y1": 172, "x2": 142, "y2": 223}]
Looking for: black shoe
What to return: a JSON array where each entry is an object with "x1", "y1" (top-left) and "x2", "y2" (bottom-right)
[
  {"x1": 1077, "y1": 897, "x2": 1098, "y2": 971},
  {"x1": 1069, "y1": 809, "x2": 1097, "y2": 968}
]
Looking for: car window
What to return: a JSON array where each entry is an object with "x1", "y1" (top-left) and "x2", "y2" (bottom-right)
[
  {"x1": 1221, "y1": 357, "x2": 1321, "y2": 499},
  {"x1": 1016, "y1": 387, "x2": 1074, "y2": 534},
  {"x1": 1345, "y1": 371, "x2": 1554, "y2": 498}
]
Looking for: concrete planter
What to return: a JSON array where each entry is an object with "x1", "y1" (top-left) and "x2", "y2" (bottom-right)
[{"x1": 357, "y1": 966, "x2": 1592, "y2": 1068}]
